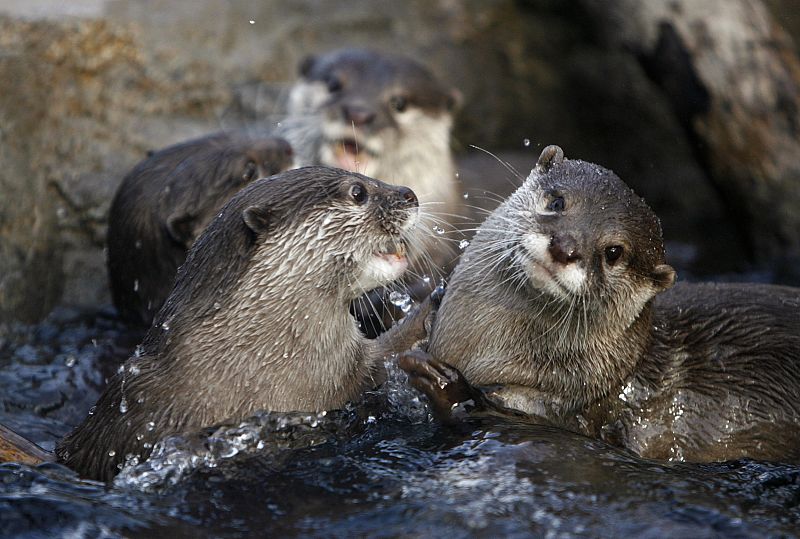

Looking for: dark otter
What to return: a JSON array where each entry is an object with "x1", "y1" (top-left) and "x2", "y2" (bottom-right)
[
  {"x1": 107, "y1": 131, "x2": 294, "y2": 326},
  {"x1": 280, "y1": 48, "x2": 464, "y2": 287},
  {"x1": 400, "y1": 145, "x2": 800, "y2": 463},
  {"x1": 58, "y1": 167, "x2": 431, "y2": 481}
]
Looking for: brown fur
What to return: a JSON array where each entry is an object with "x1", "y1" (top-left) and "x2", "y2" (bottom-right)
[
  {"x1": 107, "y1": 131, "x2": 293, "y2": 326},
  {"x1": 59, "y1": 166, "x2": 426, "y2": 481},
  {"x1": 423, "y1": 145, "x2": 800, "y2": 463}
]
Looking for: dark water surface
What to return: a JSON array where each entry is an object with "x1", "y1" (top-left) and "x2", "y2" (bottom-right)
[{"x1": 2, "y1": 309, "x2": 799, "y2": 538}]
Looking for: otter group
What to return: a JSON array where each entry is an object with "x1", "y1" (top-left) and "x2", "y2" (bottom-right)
[{"x1": 3, "y1": 48, "x2": 799, "y2": 480}]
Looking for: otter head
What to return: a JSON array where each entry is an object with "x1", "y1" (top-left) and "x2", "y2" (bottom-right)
[
  {"x1": 287, "y1": 48, "x2": 460, "y2": 180},
  {"x1": 165, "y1": 135, "x2": 294, "y2": 249},
  {"x1": 505, "y1": 145, "x2": 676, "y2": 330},
  {"x1": 242, "y1": 167, "x2": 420, "y2": 299}
]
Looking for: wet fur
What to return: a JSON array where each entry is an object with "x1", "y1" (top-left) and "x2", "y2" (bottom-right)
[
  {"x1": 107, "y1": 131, "x2": 293, "y2": 326},
  {"x1": 428, "y1": 146, "x2": 800, "y2": 463},
  {"x1": 59, "y1": 167, "x2": 424, "y2": 481}
]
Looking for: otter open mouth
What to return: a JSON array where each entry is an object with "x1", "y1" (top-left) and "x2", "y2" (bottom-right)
[
  {"x1": 366, "y1": 241, "x2": 409, "y2": 284},
  {"x1": 330, "y1": 138, "x2": 374, "y2": 172}
]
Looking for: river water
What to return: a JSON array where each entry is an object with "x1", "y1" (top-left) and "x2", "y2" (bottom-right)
[{"x1": 2, "y1": 307, "x2": 799, "y2": 538}]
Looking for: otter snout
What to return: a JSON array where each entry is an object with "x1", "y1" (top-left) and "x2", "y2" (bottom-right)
[
  {"x1": 548, "y1": 234, "x2": 582, "y2": 265},
  {"x1": 398, "y1": 186, "x2": 418, "y2": 208},
  {"x1": 342, "y1": 102, "x2": 376, "y2": 127}
]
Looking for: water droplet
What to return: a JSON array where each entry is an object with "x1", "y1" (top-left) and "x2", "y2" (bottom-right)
[
  {"x1": 128, "y1": 364, "x2": 140, "y2": 376},
  {"x1": 462, "y1": 192, "x2": 469, "y2": 199},
  {"x1": 119, "y1": 398, "x2": 129, "y2": 413},
  {"x1": 118, "y1": 364, "x2": 125, "y2": 374},
  {"x1": 64, "y1": 355, "x2": 76, "y2": 367},
  {"x1": 282, "y1": 352, "x2": 289, "y2": 358},
  {"x1": 88, "y1": 406, "x2": 96, "y2": 415},
  {"x1": 432, "y1": 226, "x2": 445, "y2": 235},
  {"x1": 249, "y1": 19, "x2": 255, "y2": 24},
  {"x1": 162, "y1": 321, "x2": 170, "y2": 330},
  {"x1": 146, "y1": 421, "x2": 155, "y2": 431},
  {"x1": 133, "y1": 279, "x2": 139, "y2": 292},
  {"x1": 523, "y1": 138, "x2": 531, "y2": 147},
  {"x1": 459, "y1": 239, "x2": 470, "y2": 250},
  {"x1": 136, "y1": 433, "x2": 144, "y2": 441},
  {"x1": 422, "y1": 275, "x2": 431, "y2": 284},
  {"x1": 108, "y1": 450, "x2": 116, "y2": 457},
  {"x1": 388, "y1": 291, "x2": 412, "y2": 313},
  {"x1": 213, "y1": 302, "x2": 221, "y2": 310}
]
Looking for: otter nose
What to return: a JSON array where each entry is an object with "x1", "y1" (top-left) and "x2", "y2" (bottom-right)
[
  {"x1": 548, "y1": 234, "x2": 581, "y2": 265},
  {"x1": 398, "y1": 186, "x2": 418, "y2": 207},
  {"x1": 342, "y1": 104, "x2": 376, "y2": 127}
]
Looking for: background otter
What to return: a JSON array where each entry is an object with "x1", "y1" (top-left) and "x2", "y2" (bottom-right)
[
  {"x1": 278, "y1": 48, "x2": 464, "y2": 328},
  {"x1": 401, "y1": 145, "x2": 800, "y2": 463},
  {"x1": 57, "y1": 166, "x2": 433, "y2": 481},
  {"x1": 107, "y1": 131, "x2": 294, "y2": 326}
]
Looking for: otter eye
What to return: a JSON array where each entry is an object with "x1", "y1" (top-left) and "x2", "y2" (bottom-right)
[
  {"x1": 242, "y1": 161, "x2": 258, "y2": 182},
  {"x1": 547, "y1": 196, "x2": 566, "y2": 213},
  {"x1": 349, "y1": 183, "x2": 368, "y2": 205},
  {"x1": 605, "y1": 245, "x2": 624, "y2": 265},
  {"x1": 326, "y1": 76, "x2": 342, "y2": 93},
  {"x1": 389, "y1": 95, "x2": 407, "y2": 113}
]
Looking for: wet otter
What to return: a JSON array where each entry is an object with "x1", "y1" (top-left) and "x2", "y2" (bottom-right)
[
  {"x1": 279, "y1": 48, "x2": 464, "y2": 289},
  {"x1": 107, "y1": 131, "x2": 294, "y2": 326},
  {"x1": 58, "y1": 167, "x2": 432, "y2": 481},
  {"x1": 400, "y1": 145, "x2": 800, "y2": 463}
]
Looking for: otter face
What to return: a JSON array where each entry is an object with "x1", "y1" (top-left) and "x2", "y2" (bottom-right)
[
  {"x1": 238, "y1": 168, "x2": 420, "y2": 302},
  {"x1": 287, "y1": 48, "x2": 459, "y2": 179},
  {"x1": 327, "y1": 177, "x2": 421, "y2": 297},
  {"x1": 500, "y1": 146, "x2": 676, "y2": 326}
]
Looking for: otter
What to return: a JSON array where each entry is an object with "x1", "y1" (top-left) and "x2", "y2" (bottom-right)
[
  {"x1": 278, "y1": 48, "x2": 464, "y2": 313},
  {"x1": 400, "y1": 145, "x2": 800, "y2": 464},
  {"x1": 57, "y1": 167, "x2": 433, "y2": 481},
  {"x1": 107, "y1": 131, "x2": 294, "y2": 326}
]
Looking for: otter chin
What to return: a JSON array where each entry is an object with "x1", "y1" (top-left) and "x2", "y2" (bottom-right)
[
  {"x1": 57, "y1": 166, "x2": 434, "y2": 482},
  {"x1": 401, "y1": 145, "x2": 800, "y2": 464}
]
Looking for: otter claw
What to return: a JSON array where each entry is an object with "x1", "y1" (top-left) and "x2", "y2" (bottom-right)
[{"x1": 397, "y1": 350, "x2": 480, "y2": 422}]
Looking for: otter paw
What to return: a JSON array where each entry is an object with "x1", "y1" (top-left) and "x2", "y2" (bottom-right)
[{"x1": 397, "y1": 349, "x2": 480, "y2": 422}]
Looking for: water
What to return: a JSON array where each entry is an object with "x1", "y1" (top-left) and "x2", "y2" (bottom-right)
[{"x1": 2, "y1": 310, "x2": 800, "y2": 538}]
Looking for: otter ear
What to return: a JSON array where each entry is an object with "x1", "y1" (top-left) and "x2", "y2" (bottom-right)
[
  {"x1": 298, "y1": 54, "x2": 316, "y2": 78},
  {"x1": 446, "y1": 88, "x2": 463, "y2": 112},
  {"x1": 166, "y1": 212, "x2": 197, "y2": 248},
  {"x1": 242, "y1": 205, "x2": 271, "y2": 235},
  {"x1": 534, "y1": 145, "x2": 565, "y2": 174},
  {"x1": 651, "y1": 264, "x2": 676, "y2": 292}
]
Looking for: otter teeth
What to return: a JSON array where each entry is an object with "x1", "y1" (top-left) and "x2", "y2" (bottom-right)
[{"x1": 378, "y1": 242, "x2": 407, "y2": 258}]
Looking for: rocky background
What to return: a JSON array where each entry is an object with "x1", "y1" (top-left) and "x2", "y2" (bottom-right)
[{"x1": 1, "y1": 0, "x2": 798, "y2": 323}]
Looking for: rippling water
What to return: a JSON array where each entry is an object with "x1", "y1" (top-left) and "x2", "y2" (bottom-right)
[{"x1": 2, "y1": 309, "x2": 799, "y2": 538}]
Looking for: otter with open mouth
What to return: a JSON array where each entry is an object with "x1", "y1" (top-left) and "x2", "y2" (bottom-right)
[
  {"x1": 279, "y1": 49, "x2": 464, "y2": 321},
  {"x1": 56, "y1": 166, "x2": 433, "y2": 481},
  {"x1": 400, "y1": 145, "x2": 800, "y2": 464}
]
